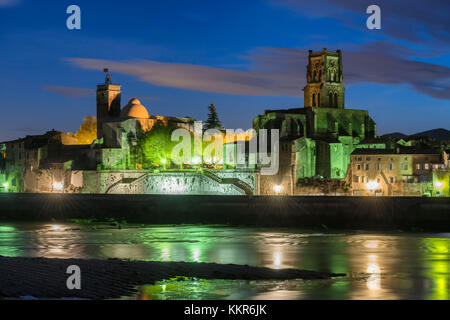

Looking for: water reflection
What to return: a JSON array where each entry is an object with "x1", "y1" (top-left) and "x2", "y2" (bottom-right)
[
  {"x1": 0, "y1": 223, "x2": 449, "y2": 300},
  {"x1": 366, "y1": 255, "x2": 381, "y2": 291}
]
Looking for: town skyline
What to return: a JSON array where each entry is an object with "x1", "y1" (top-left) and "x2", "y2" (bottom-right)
[{"x1": 1, "y1": 0, "x2": 449, "y2": 142}]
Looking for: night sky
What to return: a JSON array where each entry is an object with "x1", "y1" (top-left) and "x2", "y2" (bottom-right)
[{"x1": 0, "y1": 0, "x2": 449, "y2": 142}]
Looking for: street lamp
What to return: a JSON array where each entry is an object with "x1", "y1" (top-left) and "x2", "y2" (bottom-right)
[
  {"x1": 365, "y1": 181, "x2": 380, "y2": 195},
  {"x1": 2, "y1": 182, "x2": 8, "y2": 192},
  {"x1": 273, "y1": 185, "x2": 282, "y2": 194},
  {"x1": 434, "y1": 180, "x2": 444, "y2": 190}
]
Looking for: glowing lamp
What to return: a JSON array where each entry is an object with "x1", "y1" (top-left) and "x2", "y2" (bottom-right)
[
  {"x1": 2, "y1": 182, "x2": 8, "y2": 190},
  {"x1": 365, "y1": 181, "x2": 380, "y2": 191},
  {"x1": 434, "y1": 180, "x2": 444, "y2": 190},
  {"x1": 273, "y1": 185, "x2": 282, "y2": 194},
  {"x1": 161, "y1": 158, "x2": 167, "y2": 164},
  {"x1": 53, "y1": 182, "x2": 64, "y2": 191},
  {"x1": 192, "y1": 157, "x2": 201, "y2": 165}
]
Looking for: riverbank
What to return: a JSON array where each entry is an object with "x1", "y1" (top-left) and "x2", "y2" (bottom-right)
[
  {"x1": 0, "y1": 193, "x2": 449, "y2": 231},
  {"x1": 0, "y1": 256, "x2": 344, "y2": 299}
]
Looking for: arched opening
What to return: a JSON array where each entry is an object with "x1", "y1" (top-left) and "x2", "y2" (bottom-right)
[
  {"x1": 318, "y1": 70, "x2": 322, "y2": 81},
  {"x1": 312, "y1": 93, "x2": 316, "y2": 107},
  {"x1": 317, "y1": 93, "x2": 320, "y2": 107},
  {"x1": 334, "y1": 93, "x2": 338, "y2": 107},
  {"x1": 329, "y1": 92, "x2": 333, "y2": 107},
  {"x1": 313, "y1": 71, "x2": 317, "y2": 82}
]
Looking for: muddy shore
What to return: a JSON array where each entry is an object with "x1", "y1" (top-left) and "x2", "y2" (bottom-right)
[{"x1": 0, "y1": 256, "x2": 344, "y2": 299}]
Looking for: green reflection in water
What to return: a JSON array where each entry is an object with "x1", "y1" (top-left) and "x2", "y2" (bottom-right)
[
  {"x1": 0, "y1": 225, "x2": 19, "y2": 257},
  {"x1": 422, "y1": 238, "x2": 449, "y2": 300}
]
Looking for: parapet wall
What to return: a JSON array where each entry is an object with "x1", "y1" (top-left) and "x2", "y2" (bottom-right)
[{"x1": 0, "y1": 194, "x2": 449, "y2": 232}]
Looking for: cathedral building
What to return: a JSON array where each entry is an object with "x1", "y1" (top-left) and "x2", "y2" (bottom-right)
[{"x1": 254, "y1": 48, "x2": 380, "y2": 195}]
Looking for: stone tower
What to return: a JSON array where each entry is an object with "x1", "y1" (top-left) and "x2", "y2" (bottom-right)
[
  {"x1": 303, "y1": 48, "x2": 345, "y2": 109},
  {"x1": 96, "y1": 70, "x2": 121, "y2": 140}
]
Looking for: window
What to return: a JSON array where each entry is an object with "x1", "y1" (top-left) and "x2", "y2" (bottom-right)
[
  {"x1": 424, "y1": 163, "x2": 429, "y2": 170},
  {"x1": 377, "y1": 157, "x2": 381, "y2": 161},
  {"x1": 376, "y1": 163, "x2": 381, "y2": 170},
  {"x1": 312, "y1": 93, "x2": 316, "y2": 107},
  {"x1": 433, "y1": 164, "x2": 439, "y2": 169},
  {"x1": 416, "y1": 164, "x2": 420, "y2": 170},
  {"x1": 388, "y1": 163, "x2": 394, "y2": 170},
  {"x1": 389, "y1": 177, "x2": 395, "y2": 183},
  {"x1": 364, "y1": 164, "x2": 370, "y2": 170},
  {"x1": 356, "y1": 164, "x2": 361, "y2": 170},
  {"x1": 366, "y1": 157, "x2": 371, "y2": 161},
  {"x1": 377, "y1": 178, "x2": 381, "y2": 183},
  {"x1": 401, "y1": 163, "x2": 408, "y2": 170},
  {"x1": 357, "y1": 157, "x2": 362, "y2": 161},
  {"x1": 355, "y1": 176, "x2": 360, "y2": 183}
]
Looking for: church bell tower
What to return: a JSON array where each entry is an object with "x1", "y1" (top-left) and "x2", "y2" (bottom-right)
[
  {"x1": 96, "y1": 69, "x2": 121, "y2": 140},
  {"x1": 303, "y1": 48, "x2": 345, "y2": 109}
]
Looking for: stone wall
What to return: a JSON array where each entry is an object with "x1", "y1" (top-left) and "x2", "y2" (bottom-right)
[
  {"x1": 85, "y1": 170, "x2": 256, "y2": 195},
  {"x1": 1, "y1": 193, "x2": 449, "y2": 232}
]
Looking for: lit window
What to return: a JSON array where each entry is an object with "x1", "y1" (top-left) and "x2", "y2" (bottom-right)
[
  {"x1": 401, "y1": 163, "x2": 408, "y2": 170},
  {"x1": 388, "y1": 163, "x2": 393, "y2": 170},
  {"x1": 424, "y1": 163, "x2": 429, "y2": 170}
]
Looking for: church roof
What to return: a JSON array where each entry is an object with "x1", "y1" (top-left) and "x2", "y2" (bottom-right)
[{"x1": 120, "y1": 98, "x2": 149, "y2": 119}]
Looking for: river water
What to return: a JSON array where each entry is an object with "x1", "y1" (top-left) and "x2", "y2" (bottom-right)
[{"x1": 0, "y1": 223, "x2": 449, "y2": 300}]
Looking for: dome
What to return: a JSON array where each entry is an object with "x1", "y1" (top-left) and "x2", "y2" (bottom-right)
[{"x1": 120, "y1": 98, "x2": 149, "y2": 119}]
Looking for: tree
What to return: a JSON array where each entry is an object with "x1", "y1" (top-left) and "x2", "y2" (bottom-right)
[
  {"x1": 205, "y1": 104, "x2": 222, "y2": 130},
  {"x1": 74, "y1": 116, "x2": 97, "y2": 144}
]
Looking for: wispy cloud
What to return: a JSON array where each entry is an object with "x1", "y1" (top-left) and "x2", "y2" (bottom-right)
[
  {"x1": 66, "y1": 58, "x2": 299, "y2": 96},
  {"x1": 42, "y1": 85, "x2": 95, "y2": 98},
  {"x1": 65, "y1": 41, "x2": 450, "y2": 100}
]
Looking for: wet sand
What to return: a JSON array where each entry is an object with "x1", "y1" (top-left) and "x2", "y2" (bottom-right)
[{"x1": 0, "y1": 256, "x2": 344, "y2": 299}]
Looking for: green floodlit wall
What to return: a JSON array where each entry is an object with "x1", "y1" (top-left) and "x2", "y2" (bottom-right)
[
  {"x1": 253, "y1": 106, "x2": 377, "y2": 179},
  {"x1": 83, "y1": 170, "x2": 257, "y2": 195},
  {"x1": 295, "y1": 138, "x2": 316, "y2": 179}
]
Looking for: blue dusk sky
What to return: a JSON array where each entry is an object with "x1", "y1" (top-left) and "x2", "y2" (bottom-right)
[{"x1": 0, "y1": 0, "x2": 449, "y2": 141}]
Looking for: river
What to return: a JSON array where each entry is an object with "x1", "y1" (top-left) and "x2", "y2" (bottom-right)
[{"x1": 0, "y1": 223, "x2": 448, "y2": 300}]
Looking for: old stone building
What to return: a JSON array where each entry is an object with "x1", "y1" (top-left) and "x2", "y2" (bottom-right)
[
  {"x1": 254, "y1": 48, "x2": 379, "y2": 195},
  {"x1": 348, "y1": 148, "x2": 449, "y2": 196}
]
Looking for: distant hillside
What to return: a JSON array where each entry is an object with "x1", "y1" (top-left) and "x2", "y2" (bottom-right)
[
  {"x1": 382, "y1": 128, "x2": 450, "y2": 141},
  {"x1": 382, "y1": 132, "x2": 407, "y2": 139}
]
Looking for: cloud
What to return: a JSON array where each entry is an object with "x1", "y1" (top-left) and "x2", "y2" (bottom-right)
[
  {"x1": 66, "y1": 58, "x2": 301, "y2": 96},
  {"x1": 66, "y1": 41, "x2": 450, "y2": 100},
  {"x1": 0, "y1": 0, "x2": 20, "y2": 7},
  {"x1": 273, "y1": 0, "x2": 450, "y2": 48},
  {"x1": 42, "y1": 85, "x2": 95, "y2": 98}
]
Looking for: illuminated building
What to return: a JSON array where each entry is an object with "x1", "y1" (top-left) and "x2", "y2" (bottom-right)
[{"x1": 0, "y1": 50, "x2": 449, "y2": 197}]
